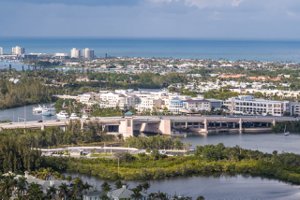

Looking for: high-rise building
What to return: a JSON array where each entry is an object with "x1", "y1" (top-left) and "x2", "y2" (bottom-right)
[
  {"x1": 0, "y1": 47, "x2": 3, "y2": 55},
  {"x1": 82, "y1": 48, "x2": 95, "y2": 60},
  {"x1": 70, "y1": 48, "x2": 81, "y2": 58},
  {"x1": 12, "y1": 46, "x2": 25, "y2": 55}
]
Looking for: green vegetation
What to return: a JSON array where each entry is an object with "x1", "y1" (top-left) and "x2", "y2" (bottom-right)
[
  {"x1": 0, "y1": 174, "x2": 199, "y2": 200},
  {"x1": 204, "y1": 88, "x2": 239, "y2": 100},
  {"x1": 0, "y1": 78, "x2": 55, "y2": 109},
  {"x1": 0, "y1": 134, "x2": 41, "y2": 173},
  {"x1": 272, "y1": 121, "x2": 300, "y2": 133},
  {"x1": 88, "y1": 72, "x2": 188, "y2": 89},
  {"x1": 0, "y1": 174, "x2": 91, "y2": 200},
  {"x1": 54, "y1": 99, "x2": 84, "y2": 114},
  {"x1": 41, "y1": 143, "x2": 300, "y2": 185},
  {"x1": 90, "y1": 105, "x2": 123, "y2": 117},
  {"x1": 125, "y1": 136, "x2": 186, "y2": 150}
]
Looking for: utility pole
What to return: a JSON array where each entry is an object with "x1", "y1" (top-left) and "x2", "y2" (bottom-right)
[{"x1": 117, "y1": 157, "x2": 120, "y2": 177}]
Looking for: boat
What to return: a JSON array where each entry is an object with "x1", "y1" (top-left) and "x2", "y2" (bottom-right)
[
  {"x1": 70, "y1": 113, "x2": 80, "y2": 120},
  {"x1": 33, "y1": 105, "x2": 43, "y2": 114},
  {"x1": 284, "y1": 124, "x2": 290, "y2": 136},
  {"x1": 42, "y1": 106, "x2": 55, "y2": 116},
  {"x1": 56, "y1": 111, "x2": 69, "y2": 119}
]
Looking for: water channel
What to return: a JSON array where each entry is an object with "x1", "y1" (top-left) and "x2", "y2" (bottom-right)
[
  {"x1": 0, "y1": 104, "x2": 56, "y2": 122},
  {"x1": 68, "y1": 174, "x2": 300, "y2": 200}
]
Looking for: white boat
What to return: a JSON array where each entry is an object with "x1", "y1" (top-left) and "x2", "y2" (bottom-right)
[
  {"x1": 56, "y1": 111, "x2": 69, "y2": 119},
  {"x1": 284, "y1": 124, "x2": 290, "y2": 136},
  {"x1": 33, "y1": 105, "x2": 43, "y2": 114},
  {"x1": 70, "y1": 113, "x2": 80, "y2": 120},
  {"x1": 42, "y1": 106, "x2": 55, "y2": 116}
]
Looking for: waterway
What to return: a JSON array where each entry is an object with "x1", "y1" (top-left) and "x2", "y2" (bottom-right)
[
  {"x1": 181, "y1": 133, "x2": 300, "y2": 154},
  {"x1": 68, "y1": 174, "x2": 300, "y2": 200},
  {"x1": 0, "y1": 60, "x2": 29, "y2": 71},
  {"x1": 0, "y1": 104, "x2": 56, "y2": 122}
]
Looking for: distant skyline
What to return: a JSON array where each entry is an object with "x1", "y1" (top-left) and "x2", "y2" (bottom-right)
[{"x1": 1, "y1": 0, "x2": 300, "y2": 39}]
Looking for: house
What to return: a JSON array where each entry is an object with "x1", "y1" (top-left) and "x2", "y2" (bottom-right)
[
  {"x1": 107, "y1": 185, "x2": 133, "y2": 200},
  {"x1": 107, "y1": 185, "x2": 146, "y2": 200}
]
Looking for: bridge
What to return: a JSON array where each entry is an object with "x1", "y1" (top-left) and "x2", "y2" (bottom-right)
[{"x1": 0, "y1": 116, "x2": 297, "y2": 137}]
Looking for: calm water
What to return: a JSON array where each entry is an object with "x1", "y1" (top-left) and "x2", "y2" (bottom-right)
[
  {"x1": 182, "y1": 133, "x2": 300, "y2": 154},
  {"x1": 68, "y1": 174, "x2": 300, "y2": 200},
  {"x1": 0, "y1": 60, "x2": 29, "y2": 71},
  {"x1": 1, "y1": 38, "x2": 300, "y2": 62},
  {"x1": 0, "y1": 104, "x2": 56, "y2": 122}
]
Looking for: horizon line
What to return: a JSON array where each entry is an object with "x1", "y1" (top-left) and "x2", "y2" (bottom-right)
[{"x1": 1, "y1": 36, "x2": 300, "y2": 42}]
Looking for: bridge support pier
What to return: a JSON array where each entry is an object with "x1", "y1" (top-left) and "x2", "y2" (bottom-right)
[
  {"x1": 272, "y1": 119, "x2": 276, "y2": 127},
  {"x1": 159, "y1": 119, "x2": 171, "y2": 135},
  {"x1": 239, "y1": 118, "x2": 243, "y2": 134},
  {"x1": 202, "y1": 118, "x2": 208, "y2": 136},
  {"x1": 119, "y1": 117, "x2": 134, "y2": 138}
]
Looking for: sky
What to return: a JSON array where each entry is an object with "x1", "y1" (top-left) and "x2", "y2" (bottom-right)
[{"x1": 1, "y1": 0, "x2": 300, "y2": 39}]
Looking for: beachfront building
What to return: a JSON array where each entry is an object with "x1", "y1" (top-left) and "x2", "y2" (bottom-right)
[
  {"x1": 0, "y1": 47, "x2": 3, "y2": 55},
  {"x1": 224, "y1": 95, "x2": 290, "y2": 116},
  {"x1": 82, "y1": 48, "x2": 95, "y2": 59},
  {"x1": 11, "y1": 46, "x2": 25, "y2": 56},
  {"x1": 70, "y1": 48, "x2": 81, "y2": 58}
]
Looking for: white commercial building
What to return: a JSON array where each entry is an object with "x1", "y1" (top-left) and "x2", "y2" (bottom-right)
[
  {"x1": 0, "y1": 47, "x2": 3, "y2": 55},
  {"x1": 136, "y1": 96, "x2": 163, "y2": 112},
  {"x1": 290, "y1": 102, "x2": 300, "y2": 116},
  {"x1": 82, "y1": 48, "x2": 95, "y2": 59},
  {"x1": 79, "y1": 93, "x2": 97, "y2": 105},
  {"x1": 224, "y1": 95, "x2": 289, "y2": 116},
  {"x1": 70, "y1": 48, "x2": 81, "y2": 58},
  {"x1": 99, "y1": 92, "x2": 136, "y2": 110},
  {"x1": 11, "y1": 46, "x2": 25, "y2": 56},
  {"x1": 182, "y1": 99, "x2": 211, "y2": 112}
]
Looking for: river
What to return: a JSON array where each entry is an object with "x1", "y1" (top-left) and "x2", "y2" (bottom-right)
[
  {"x1": 0, "y1": 104, "x2": 56, "y2": 122},
  {"x1": 0, "y1": 60, "x2": 29, "y2": 71},
  {"x1": 181, "y1": 133, "x2": 300, "y2": 154},
  {"x1": 67, "y1": 174, "x2": 300, "y2": 200}
]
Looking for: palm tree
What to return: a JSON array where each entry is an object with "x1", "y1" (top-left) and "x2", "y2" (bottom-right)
[
  {"x1": 131, "y1": 187, "x2": 142, "y2": 200},
  {"x1": 101, "y1": 181, "x2": 111, "y2": 193},
  {"x1": 142, "y1": 182, "x2": 150, "y2": 192},
  {"x1": 46, "y1": 186, "x2": 57, "y2": 200},
  {"x1": 70, "y1": 178, "x2": 85, "y2": 199},
  {"x1": 27, "y1": 183, "x2": 44, "y2": 200},
  {"x1": 115, "y1": 180, "x2": 123, "y2": 189},
  {"x1": 16, "y1": 176, "x2": 28, "y2": 198},
  {"x1": 0, "y1": 175, "x2": 17, "y2": 200},
  {"x1": 58, "y1": 183, "x2": 69, "y2": 200},
  {"x1": 148, "y1": 192, "x2": 169, "y2": 200},
  {"x1": 196, "y1": 196, "x2": 205, "y2": 200}
]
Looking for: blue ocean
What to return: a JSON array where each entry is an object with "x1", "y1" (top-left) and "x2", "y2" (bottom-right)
[{"x1": 1, "y1": 37, "x2": 300, "y2": 62}]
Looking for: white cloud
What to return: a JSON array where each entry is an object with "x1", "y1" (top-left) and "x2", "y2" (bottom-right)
[{"x1": 149, "y1": 0, "x2": 244, "y2": 8}]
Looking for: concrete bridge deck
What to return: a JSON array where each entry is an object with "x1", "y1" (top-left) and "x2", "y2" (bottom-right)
[{"x1": 0, "y1": 115, "x2": 297, "y2": 137}]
